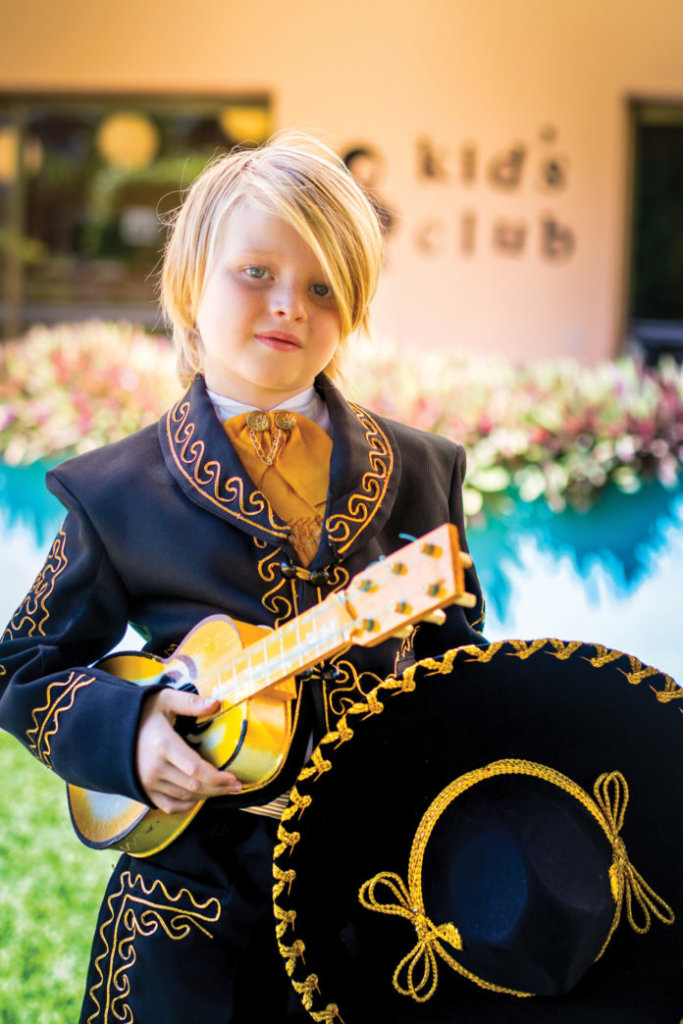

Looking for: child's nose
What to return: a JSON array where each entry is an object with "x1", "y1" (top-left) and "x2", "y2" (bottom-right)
[{"x1": 270, "y1": 285, "x2": 307, "y2": 322}]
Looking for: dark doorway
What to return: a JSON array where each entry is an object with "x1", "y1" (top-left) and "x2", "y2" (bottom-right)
[{"x1": 628, "y1": 101, "x2": 683, "y2": 363}]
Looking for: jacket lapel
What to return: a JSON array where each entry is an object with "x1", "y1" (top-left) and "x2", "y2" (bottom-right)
[
  {"x1": 316, "y1": 376, "x2": 401, "y2": 564},
  {"x1": 159, "y1": 375, "x2": 402, "y2": 562},
  {"x1": 159, "y1": 376, "x2": 291, "y2": 546}
]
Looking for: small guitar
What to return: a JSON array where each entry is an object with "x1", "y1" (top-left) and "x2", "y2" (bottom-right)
[{"x1": 67, "y1": 523, "x2": 476, "y2": 857}]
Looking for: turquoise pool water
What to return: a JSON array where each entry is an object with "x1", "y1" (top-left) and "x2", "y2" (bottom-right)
[
  {"x1": 2, "y1": 462, "x2": 682, "y2": 683},
  {"x1": 467, "y1": 479, "x2": 683, "y2": 682}
]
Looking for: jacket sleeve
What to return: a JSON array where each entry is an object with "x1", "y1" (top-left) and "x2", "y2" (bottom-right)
[
  {"x1": 412, "y1": 442, "x2": 487, "y2": 661},
  {"x1": 0, "y1": 488, "x2": 152, "y2": 803}
]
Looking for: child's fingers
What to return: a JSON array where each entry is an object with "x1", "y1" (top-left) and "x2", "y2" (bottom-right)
[
  {"x1": 156, "y1": 691, "x2": 243, "y2": 792},
  {"x1": 142, "y1": 742, "x2": 241, "y2": 812},
  {"x1": 147, "y1": 759, "x2": 238, "y2": 813},
  {"x1": 136, "y1": 689, "x2": 242, "y2": 810},
  {"x1": 163, "y1": 729, "x2": 242, "y2": 795},
  {"x1": 155, "y1": 687, "x2": 220, "y2": 720}
]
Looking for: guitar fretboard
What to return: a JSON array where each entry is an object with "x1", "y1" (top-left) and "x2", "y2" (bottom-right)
[{"x1": 210, "y1": 592, "x2": 354, "y2": 707}]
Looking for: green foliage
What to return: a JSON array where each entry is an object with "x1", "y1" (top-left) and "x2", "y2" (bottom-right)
[{"x1": 0, "y1": 732, "x2": 112, "y2": 1023}]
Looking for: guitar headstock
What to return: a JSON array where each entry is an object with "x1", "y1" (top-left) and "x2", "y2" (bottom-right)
[{"x1": 341, "y1": 523, "x2": 476, "y2": 648}]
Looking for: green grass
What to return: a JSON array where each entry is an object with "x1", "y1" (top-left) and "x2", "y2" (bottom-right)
[{"x1": 0, "y1": 731, "x2": 114, "y2": 1023}]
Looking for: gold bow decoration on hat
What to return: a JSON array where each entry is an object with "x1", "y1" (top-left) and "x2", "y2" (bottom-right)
[
  {"x1": 358, "y1": 872, "x2": 463, "y2": 1002},
  {"x1": 593, "y1": 771, "x2": 675, "y2": 939}
]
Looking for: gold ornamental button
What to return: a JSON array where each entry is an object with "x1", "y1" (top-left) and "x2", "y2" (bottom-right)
[
  {"x1": 247, "y1": 411, "x2": 270, "y2": 432},
  {"x1": 274, "y1": 410, "x2": 297, "y2": 431}
]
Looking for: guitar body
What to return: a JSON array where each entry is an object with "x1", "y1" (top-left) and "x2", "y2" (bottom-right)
[
  {"x1": 67, "y1": 615, "x2": 297, "y2": 857},
  {"x1": 65, "y1": 524, "x2": 476, "y2": 858}
]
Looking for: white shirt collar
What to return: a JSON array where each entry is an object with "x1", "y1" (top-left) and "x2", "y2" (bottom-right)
[{"x1": 206, "y1": 384, "x2": 331, "y2": 435}]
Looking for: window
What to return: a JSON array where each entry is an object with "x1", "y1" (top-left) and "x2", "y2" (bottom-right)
[{"x1": 0, "y1": 93, "x2": 272, "y2": 338}]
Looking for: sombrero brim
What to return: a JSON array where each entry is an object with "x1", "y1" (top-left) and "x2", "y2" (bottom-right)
[{"x1": 273, "y1": 639, "x2": 683, "y2": 1023}]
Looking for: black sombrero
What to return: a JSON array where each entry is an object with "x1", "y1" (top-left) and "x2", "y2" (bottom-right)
[{"x1": 272, "y1": 639, "x2": 682, "y2": 1023}]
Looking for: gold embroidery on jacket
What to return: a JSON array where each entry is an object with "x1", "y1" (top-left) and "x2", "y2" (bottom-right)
[
  {"x1": 86, "y1": 870, "x2": 221, "y2": 1024},
  {"x1": 254, "y1": 539, "x2": 298, "y2": 627},
  {"x1": 166, "y1": 398, "x2": 289, "y2": 540},
  {"x1": 2, "y1": 527, "x2": 68, "y2": 642},
  {"x1": 325, "y1": 404, "x2": 394, "y2": 554},
  {"x1": 26, "y1": 670, "x2": 94, "y2": 768},
  {"x1": 324, "y1": 657, "x2": 384, "y2": 732},
  {"x1": 324, "y1": 563, "x2": 350, "y2": 594},
  {"x1": 395, "y1": 629, "x2": 416, "y2": 671},
  {"x1": 468, "y1": 593, "x2": 486, "y2": 632}
]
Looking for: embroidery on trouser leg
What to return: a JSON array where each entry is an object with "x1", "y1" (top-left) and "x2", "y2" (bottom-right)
[{"x1": 86, "y1": 870, "x2": 221, "y2": 1023}]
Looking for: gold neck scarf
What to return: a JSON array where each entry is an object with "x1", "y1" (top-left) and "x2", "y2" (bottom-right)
[{"x1": 223, "y1": 410, "x2": 332, "y2": 566}]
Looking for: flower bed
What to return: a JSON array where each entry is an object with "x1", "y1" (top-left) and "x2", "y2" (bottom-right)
[
  {"x1": 1, "y1": 322, "x2": 682, "y2": 518},
  {"x1": 348, "y1": 343, "x2": 683, "y2": 518},
  {"x1": 0, "y1": 322, "x2": 180, "y2": 466}
]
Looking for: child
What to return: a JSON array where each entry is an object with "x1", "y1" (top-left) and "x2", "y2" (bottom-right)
[{"x1": 0, "y1": 133, "x2": 484, "y2": 1022}]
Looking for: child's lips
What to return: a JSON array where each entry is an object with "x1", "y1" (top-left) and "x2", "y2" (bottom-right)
[{"x1": 255, "y1": 332, "x2": 302, "y2": 351}]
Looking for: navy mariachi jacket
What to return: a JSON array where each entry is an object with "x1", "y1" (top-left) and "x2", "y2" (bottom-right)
[{"x1": 0, "y1": 375, "x2": 485, "y2": 809}]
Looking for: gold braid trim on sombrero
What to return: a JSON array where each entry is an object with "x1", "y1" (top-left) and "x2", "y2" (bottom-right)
[{"x1": 358, "y1": 759, "x2": 675, "y2": 1003}]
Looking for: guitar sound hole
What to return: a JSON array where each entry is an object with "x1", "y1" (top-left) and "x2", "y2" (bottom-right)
[
  {"x1": 158, "y1": 654, "x2": 197, "y2": 693},
  {"x1": 175, "y1": 707, "x2": 212, "y2": 743},
  {"x1": 158, "y1": 667, "x2": 207, "y2": 743},
  {"x1": 160, "y1": 673, "x2": 195, "y2": 690}
]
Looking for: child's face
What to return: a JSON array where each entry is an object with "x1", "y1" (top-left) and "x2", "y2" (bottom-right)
[{"x1": 196, "y1": 200, "x2": 342, "y2": 407}]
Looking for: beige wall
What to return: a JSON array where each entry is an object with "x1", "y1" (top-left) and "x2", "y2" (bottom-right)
[{"x1": 3, "y1": 0, "x2": 683, "y2": 362}]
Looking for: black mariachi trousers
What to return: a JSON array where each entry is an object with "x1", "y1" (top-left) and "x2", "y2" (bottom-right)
[{"x1": 79, "y1": 808, "x2": 309, "y2": 1023}]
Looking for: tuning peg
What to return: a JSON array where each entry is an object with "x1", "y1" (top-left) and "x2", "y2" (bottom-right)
[
  {"x1": 423, "y1": 609, "x2": 447, "y2": 625},
  {"x1": 425, "y1": 581, "x2": 445, "y2": 598},
  {"x1": 421, "y1": 542, "x2": 443, "y2": 557},
  {"x1": 391, "y1": 625, "x2": 414, "y2": 640},
  {"x1": 459, "y1": 552, "x2": 473, "y2": 568}
]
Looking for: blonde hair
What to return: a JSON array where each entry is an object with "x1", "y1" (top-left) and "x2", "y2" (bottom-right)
[{"x1": 160, "y1": 132, "x2": 384, "y2": 386}]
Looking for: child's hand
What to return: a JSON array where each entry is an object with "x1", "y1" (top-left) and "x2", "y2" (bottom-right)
[{"x1": 136, "y1": 689, "x2": 242, "y2": 813}]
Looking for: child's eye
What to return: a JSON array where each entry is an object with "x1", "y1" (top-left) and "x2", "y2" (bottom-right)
[
  {"x1": 311, "y1": 282, "x2": 332, "y2": 298},
  {"x1": 244, "y1": 266, "x2": 270, "y2": 280}
]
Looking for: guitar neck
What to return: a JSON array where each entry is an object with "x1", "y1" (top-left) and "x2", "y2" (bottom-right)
[
  {"x1": 199, "y1": 522, "x2": 472, "y2": 712},
  {"x1": 210, "y1": 593, "x2": 355, "y2": 707}
]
